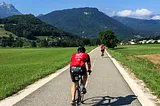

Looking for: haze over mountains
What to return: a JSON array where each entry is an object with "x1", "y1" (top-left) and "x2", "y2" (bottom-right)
[{"x1": 0, "y1": 2, "x2": 22, "y2": 18}]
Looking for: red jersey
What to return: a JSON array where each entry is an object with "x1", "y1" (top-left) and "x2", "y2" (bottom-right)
[
  {"x1": 101, "y1": 46, "x2": 105, "y2": 50},
  {"x1": 70, "y1": 52, "x2": 90, "y2": 68}
]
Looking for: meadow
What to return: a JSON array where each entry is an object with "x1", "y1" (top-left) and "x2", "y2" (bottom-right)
[
  {"x1": 107, "y1": 44, "x2": 160, "y2": 97},
  {"x1": 0, "y1": 47, "x2": 94, "y2": 100}
]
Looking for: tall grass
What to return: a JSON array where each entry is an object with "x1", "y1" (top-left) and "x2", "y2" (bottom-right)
[
  {"x1": 0, "y1": 47, "x2": 94, "y2": 100},
  {"x1": 107, "y1": 44, "x2": 160, "y2": 97}
]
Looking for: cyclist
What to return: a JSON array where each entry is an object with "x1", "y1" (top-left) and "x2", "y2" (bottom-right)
[
  {"x1": 100, "y1": 44, "x2": 105, "y2": 56},
  {"x1": 70, "y1": 46, "x2": 92, "y2": 105}
]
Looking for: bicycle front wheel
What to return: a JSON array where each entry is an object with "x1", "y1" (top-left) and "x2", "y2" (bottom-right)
[{"x1": 73, "y1": 87, "x2": 81, "y2": 106}]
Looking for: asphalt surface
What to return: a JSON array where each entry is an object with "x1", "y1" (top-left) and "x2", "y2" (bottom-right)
[{"x1": 14, "y1": 47, "x2": 141, "y2": 106}]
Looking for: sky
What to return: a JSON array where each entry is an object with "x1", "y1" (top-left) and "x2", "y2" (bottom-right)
[{"x1": 1, "y1": 0, "x2": 160, "y2": 19}]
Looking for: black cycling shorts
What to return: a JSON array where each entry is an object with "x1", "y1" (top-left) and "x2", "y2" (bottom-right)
[
  {"x1": 101, "y1": 49, "x2": 104, "y2": 52},
  {"x1": 70, "y1": 66, "x2": 87, "y2": 82}
]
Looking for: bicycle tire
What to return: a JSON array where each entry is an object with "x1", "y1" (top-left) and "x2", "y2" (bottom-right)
[
  {"x1": 77, "y1": 87, "x2": 81, "y2": 106},
  {"x1": 73, "y1": 87, "x2": 81, "y2": 106}
]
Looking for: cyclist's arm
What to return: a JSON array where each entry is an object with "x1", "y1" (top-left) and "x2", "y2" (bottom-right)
[
  {"x1": 87, "y1": 62, "x2": 91, "y2": 71},
  {"x1": 86, "y1": 55, "x2": 91, "y2": 71}
]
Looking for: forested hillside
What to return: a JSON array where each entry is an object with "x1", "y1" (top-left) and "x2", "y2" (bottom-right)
[
  {"x1": 0, "y1": 14, "x2": 99, "y2": 47},
  {"x1": 0, "y1": 14, "x2": 76, "y2": 40},
  {"x1": 38, "y1": 7, "x2": 138, "y2": 40}
]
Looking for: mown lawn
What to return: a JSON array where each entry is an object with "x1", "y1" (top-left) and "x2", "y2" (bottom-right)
[
  {"x1": 107, "y1": 44, "x2": 160, "y2": 97},
  {"x1": 0, "y1": 47, "x2": 94, "y2": 100}
]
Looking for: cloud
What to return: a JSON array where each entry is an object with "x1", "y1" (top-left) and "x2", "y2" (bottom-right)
[
  {"x1": 133, "y1": 9, "x2": 152, "y2": 16},
  {"x1": 151, "y1": 15, "x2": 160, "y2": 20},
  {"x1": 116, "y1": 9, "x2": 153, "y2": 17},
  {"x1": 117, "y1": 10, "x2": 132, "y2": 17}
]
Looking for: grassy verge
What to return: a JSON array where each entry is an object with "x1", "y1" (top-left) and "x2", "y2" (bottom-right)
[
  {"x1": 0, "y1": 47, "x2": 94, "y2": 100},
  {"x1": 107, "y1": 44, "x2": 160, "y2": 97}
]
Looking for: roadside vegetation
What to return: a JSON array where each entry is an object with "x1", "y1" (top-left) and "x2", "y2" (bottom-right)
[
  {"x1": 0, "y1": 47, "x2": 94, "y2": 100},
  {"x1": 107, "y1": 44, "x2": 160, "y2": 97},
  {"x1": 99, "y1": 30, "x2": 119, "y2": 48}
]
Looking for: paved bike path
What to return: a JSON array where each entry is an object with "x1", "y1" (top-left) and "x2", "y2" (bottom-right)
[{"x1": 14, "y1": 47, "x2": 141, "y2": 106}]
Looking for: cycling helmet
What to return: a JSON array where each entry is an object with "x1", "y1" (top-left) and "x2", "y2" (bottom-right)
[{"x1": 77, "y1": 46, "x2": 86, "y2": 53}]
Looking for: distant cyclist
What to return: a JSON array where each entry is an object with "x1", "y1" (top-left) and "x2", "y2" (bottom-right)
[
  {"x1": 100, "y1": 44, "x2": 105, "y2": 56},
  {"x1": 70, "y1": 46, "x2": 92, "y2": 105}
]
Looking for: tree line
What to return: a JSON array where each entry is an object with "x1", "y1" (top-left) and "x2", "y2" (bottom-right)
[{"x1": 0, "y1": 34, "x2": 100, "y2": 47}]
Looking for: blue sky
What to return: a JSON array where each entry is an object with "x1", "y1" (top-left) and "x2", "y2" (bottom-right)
[{"x1": 1, "y1": 0, "x2": 160, "y2": 19}]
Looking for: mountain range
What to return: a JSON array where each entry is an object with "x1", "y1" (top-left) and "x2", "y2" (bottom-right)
[
  {"x1": 1, "y1": 2, "x2": 160, "y2": 40},
  {"x1": 38, "y1": 7, "x2": 138, "y2": 40},
  {"x1": 113, "y1": 16, "x2": 160, "y2": 37},
  {"x1": 0, "y1": 2, "x2": 22, "y2": 18}
]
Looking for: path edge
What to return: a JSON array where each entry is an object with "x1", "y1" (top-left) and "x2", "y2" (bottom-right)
[{"x1": 105, "y1": 49, "x2": 156, "y2": 106}]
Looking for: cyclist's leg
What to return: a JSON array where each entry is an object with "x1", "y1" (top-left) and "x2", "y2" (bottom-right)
[
  {"x1": 81, "y1": 67, "x2": 87, "y2": 86},
  {"x1": 82, "y1": 73, "x2": 87, "y2": 86},
  {"x1": 101, "y1": 50, "x2": 104, "y2": 56},
  {"x1": 70, "y1": 67, "x2": 79, "y2": 101},
  {"x1": 101, "y1": 50, "x2": 103, "y2": 56},
  {"x1": 81, "y1": 67, "x2": 87, "y2": 94},
  {"x1": 71, "y1": 82, "x2": 78, "y2": 100}
]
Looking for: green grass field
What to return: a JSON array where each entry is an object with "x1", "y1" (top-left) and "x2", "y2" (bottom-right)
[
  {"x1": 0, "y1": 47, "x2": 94, "y2": 100},
  {"x1": 107, "y1": 44, "x2": 160, "y2": 97}
]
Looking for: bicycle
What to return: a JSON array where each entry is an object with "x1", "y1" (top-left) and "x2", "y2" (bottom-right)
[
  {"x1": 101, "y1": 50, "x2": 104, "y2": 57},
  {"x1": 72, "y1": 74, "x2": 84, "y2": 106}
]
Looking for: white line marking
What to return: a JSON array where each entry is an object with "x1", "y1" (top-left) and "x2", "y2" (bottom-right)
[
  {"x1": 85, "y1": 50, "x2": 97, "y2": 88},
  {"x1": 105, "y1": 50, "x2": 156, "y2": 106}
]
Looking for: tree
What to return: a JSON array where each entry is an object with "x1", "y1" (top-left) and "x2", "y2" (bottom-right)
[
  {"x1": 99, "y1": 30, "x2": 118, "y2": 48},
  {"x1": 40, "y1": 39, "x2": 48, "y2": 47},
  {"x1": 31, "y1": 41, "x2": 37, "y2": 47},
  {"x1": 14, "y1": 40, "x2": 23, "y2": 47}
]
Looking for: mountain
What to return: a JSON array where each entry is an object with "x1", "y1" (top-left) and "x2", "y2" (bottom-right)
[
  {"x1": 37, "y1": 14, "x2": 44, "y2": 17},
  {"x1": 0, "y1": 2, "x2": 22, "y2": 18},
  {"x1": 113, "y1": 16, "x2": 160, "y2": 37},
  {"x1": 38, "y1": 7, "x2": 139, "y2": 40},
  {"x1": 1, "y1": 14, "x2": 77, "y2": 40}
]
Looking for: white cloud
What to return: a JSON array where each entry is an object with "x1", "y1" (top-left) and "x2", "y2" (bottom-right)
[
  {"x1": 151, "y1": 15, "x2": 160, "y2": 20},
  {"x1": 117, "y1": 10, "x2": 132, "y2": 17},
  {"x1": 133, "y1": 9, "x2": 152, "y2": 16},
  {"x1": 116, "y1": 9, "x2": 153, "y2": 17}
]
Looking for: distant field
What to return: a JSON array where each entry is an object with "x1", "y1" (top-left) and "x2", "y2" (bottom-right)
[
  {"x1": 107, "y1": 44, "x2": 160, "y2": 97},
  {"x1": 36, "y1": 36, "x2": 48, "y2": 40},
  {"x1": 0, "y1": 47, "x2": 94, "y2": 100}
]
